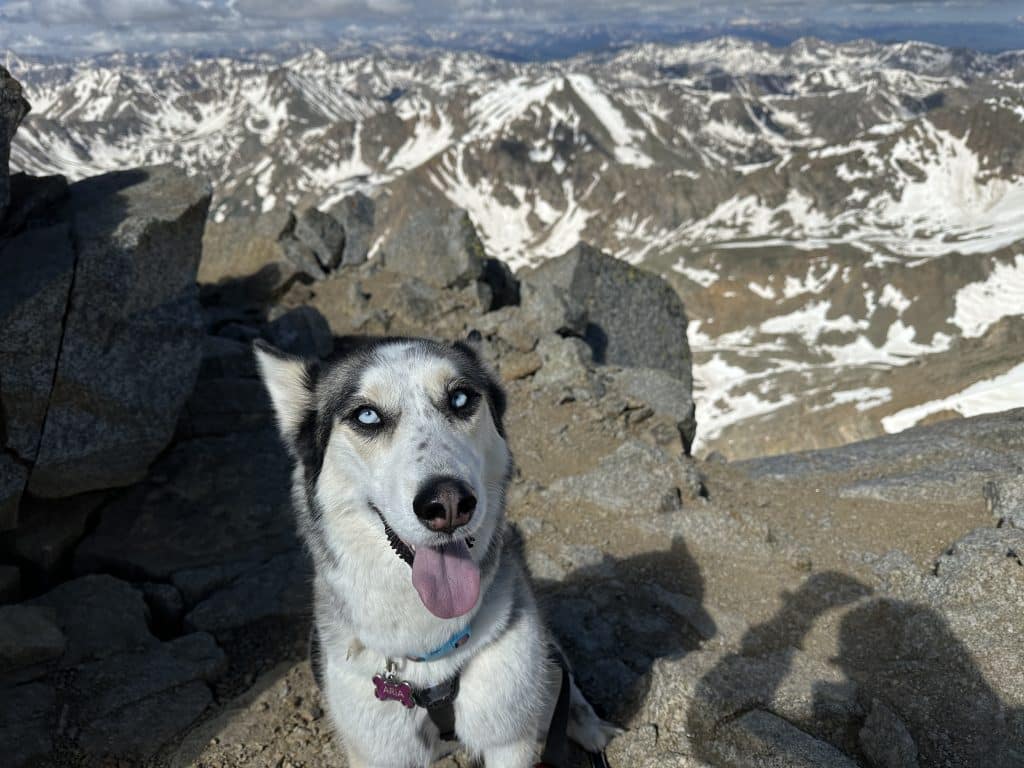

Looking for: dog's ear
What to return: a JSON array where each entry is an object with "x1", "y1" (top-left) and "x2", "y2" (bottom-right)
[{"x1": 253, "y1": 339, "x2": 315, "y2": 444}]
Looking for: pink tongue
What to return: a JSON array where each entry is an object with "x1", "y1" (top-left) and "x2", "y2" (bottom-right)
[{"x1": 411, "y1": 540, "x2": 480, "y2": 619}]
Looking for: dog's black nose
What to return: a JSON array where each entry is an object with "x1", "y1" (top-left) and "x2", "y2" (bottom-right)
[{"x1": 413, "y1": 477, "x2": 476, "y2": 533}]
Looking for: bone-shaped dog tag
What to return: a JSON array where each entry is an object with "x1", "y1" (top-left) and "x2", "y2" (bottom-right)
[{"x1": 372, "y1": 674, "x2": 415, "y2": 708}]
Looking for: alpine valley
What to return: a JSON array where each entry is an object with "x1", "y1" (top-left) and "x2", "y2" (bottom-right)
[{"x1": 9, "y1": 36, "x2": 1024, "y2": 458}]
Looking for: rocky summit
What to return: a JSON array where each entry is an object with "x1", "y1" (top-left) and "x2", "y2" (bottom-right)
[{"x1": 0, "y1": 58, "x2": 1022, "y2": 768}]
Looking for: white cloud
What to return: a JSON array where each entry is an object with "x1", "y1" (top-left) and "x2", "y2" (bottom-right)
[
  {"x1": 1, "y1": 0, "x2": 196, "y2": 25},
  {"x1": 232, "y1": 0, "x2": 410, "y2": 18},
  {"x1": 0, "y1": 0, "x2": 1019, "y2": 55}
]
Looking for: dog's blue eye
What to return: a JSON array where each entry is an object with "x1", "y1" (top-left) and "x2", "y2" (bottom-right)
[
  {"x1": 357, "y1": 407, "x2": 381, "y2": 425},
  {"x1": 450, "y1": 390, "x2": 470, "y2": 410}
]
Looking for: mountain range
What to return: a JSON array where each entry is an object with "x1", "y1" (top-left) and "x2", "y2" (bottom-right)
[{"x1": 8, "y1": 36, "x2": 1024, "y2": 457}]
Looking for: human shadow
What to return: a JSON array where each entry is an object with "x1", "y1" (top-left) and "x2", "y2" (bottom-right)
[
  {"x1": 827, "y1": 597, "x2": 1024, "y2": 767},
  {"x1": 687, "y1": 571, "x2": 870, "y2": 765},
  {"x1": 688, "y1": 571, "x2": 1024, "y2": 767}
]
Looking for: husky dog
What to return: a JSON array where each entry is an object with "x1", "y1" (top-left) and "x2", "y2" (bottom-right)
[{"x1": 254, "y1": 335, "x2": 616, "y2": 768}]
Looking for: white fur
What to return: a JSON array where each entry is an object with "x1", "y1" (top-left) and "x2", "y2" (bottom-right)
[{"x1": 256, "y1": 339, "x2": 616, "y2": 767}]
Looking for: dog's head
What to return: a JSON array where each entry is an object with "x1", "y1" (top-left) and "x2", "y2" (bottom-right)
[{"x1": 255, "y1": 335, "x2": 511, "y2": 620}]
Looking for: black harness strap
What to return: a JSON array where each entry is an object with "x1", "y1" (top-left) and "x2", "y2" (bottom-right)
[
  {"x1": 538, "y1": 652, "x2": 572, "y2": 767},
  {"x1": 414, "y1": 676, "x2": 460, "y2": 742},
  {"x1": 539, "y1": 649, "x2": 612, "y2": 768}
]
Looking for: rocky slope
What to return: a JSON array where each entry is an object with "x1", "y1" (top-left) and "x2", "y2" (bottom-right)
[
  {"x1": 3, "y1": 185, "x2": 1022, "y2": 767},
  {"x1": 7, "y1": 38, "x2": 1024, "y2": 456}
]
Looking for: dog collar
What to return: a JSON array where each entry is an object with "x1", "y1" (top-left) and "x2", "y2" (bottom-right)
[{"x1": 408, "y1": 626, "x2": 471, "y2": 662}]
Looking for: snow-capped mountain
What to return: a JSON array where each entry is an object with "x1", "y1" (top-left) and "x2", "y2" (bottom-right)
[{"x1": 9, "y1": 37, "x2": 1024, "y2": 457}]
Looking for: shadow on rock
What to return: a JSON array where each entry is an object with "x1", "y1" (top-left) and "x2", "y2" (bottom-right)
[
  {"x1": 828, "y1": 597, "x2": 1024, "y2": 767},
  {"x1": 687, "y1": 570, "x2": 1023, "y2": 767},
  {"x1": 531, "y1": 534, "x2": 712, "y2": 725},
  {"x1": 685, "y1": 572, "x2": 870, "y2": 766}
]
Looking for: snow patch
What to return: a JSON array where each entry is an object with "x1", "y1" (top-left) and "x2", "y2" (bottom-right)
[
  {"x1": 882, "y1": 362, "x2": 1024, "y2": 433},
  {"x1": 951, "y1": 254, "x2": 1024, "y2": 338}
]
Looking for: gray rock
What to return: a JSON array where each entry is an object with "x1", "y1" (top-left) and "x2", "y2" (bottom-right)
[
  {"x1": 381, "y1": 206, "x2": 485, "y2": 288},
  {"x1": 185, "y1": 550, "x2": 312, "y2": 634},
  {"x1": 859, "y1": 700, "x2": 919, "y2": 768},
  {"x1": 0, "y1": 605, "x2": 65, "y2": 676},
  {"x1": 179, "y1": 377, "x2": 274, "y2": 437},
  {"x1": 644, "y1": 583, "x2": 719, "y2": 641},
  {"x1": 327, "y1": 191, "x2": 375, "y2": 266},
  {"x1": 0, "y1": 173, "x2": 68, "y2": 238},
  {"x1": 829, "y1": 534, "x2": 1024, "y2": 768},
  {"x1": 0, "y1": 564, "x2": 19, "y2": 603},
  {"x1": 265, "y1": 305, "x2": 334, "y2": 358},
  {"x1": 198, "y1": 206, "x2": 294, "y2": 284},
  {"x1": 985, "y1": 473, "x2": 1024, "y2": 529},
  {"x1": 0, "y1": 67, "x2": 30, "y2": 222},
  {"x1": 932, "y1": 525, "x2": 1024, "y2": 587},
  {"x1": 294, "y1": 206, "x2": 346, "y2": 271},
  {"x1": 0, "y1": 681, "x2": 56, "y2": 767},
  {"x1": 199, "y1": 209, "x2": 305, "y2": 305},
  {"x1": 0, "y1": 223, "x2": 76, "y2": 467},
  {"x1": 606, "y1": 366, "x2": 697, "y2": 454},
  {"x1": 547, "y1": 440, "x2": 694, "y2": 515},
  {"x1": 71, "y1": 632, "x2": 225, "y2": 759},
  {"x1": 837, "y1": 448, "x2": 1020, "y2": 505},
  {"x1": 201, "y1": 260, "x2": 303, "y2": 307},
  {"x1": 30, "y1": 574, "x2": 155, "y2": 666},
  {"x1": 621, "y1": 646, "x2": 862, "y2": 764},
  {"x1": 715, "y1": 709, "x2": 859, "y2": 768},
  {"x1": 28, "y1": 166, "x2": 212, "y2": 498},
  {"x1": 518, "y1": 280, "x2": 586, "y2": 337},
  {"x1": 80, "y1": 679, "x2": 213, "y2": 760},
  {"x1": 7, "y1": 492, "x2": 101, "y2": 575},
  {"x1": 533, "y1": 334, "x2": 594, "y2": 388},
  {"x1": 606, "y1": 723, "x2": 709, "y2": 768},
  {"x1": 0, "y1": 454, "x2": 28, "y2": 532},
  {"x1": 140, "y1": 582, "x2": 185, "y2": 631},
  {"x1": 74, "y1": 430, "x2": 297, "y2": 581},
  {"x1": 172, "y1": 559, "x2": 259, "y2": 607},
  {"x1": 283, "y1": 237, "x2": 327, "y2": 281},
  {"x1": 198, "y1": 334, "x2": 258, "y2": 379},
  {"x1": 737, "y1": 408, "x2": 1024, "y2": 490},
  {"x1": 523, "y1": 243, "x2": 692, "y2": 383}
]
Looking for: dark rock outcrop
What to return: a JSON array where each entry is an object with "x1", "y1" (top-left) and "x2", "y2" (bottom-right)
[
  {"x1": 0, "y1": 604, "x2": 66, "y2": 677},
  {"x1": 26, "y1": 167, "x2": 211, "y2": 497},
  {"x1": 328, "y1": 191, "x2": 375, "y2": 266},
  {"x1": 0, "y1": 173, "x2": 68, "y2": 238},
  {"x1": 0, "y1": 450, "x2": 30, "y2": 532},
  {"x1": 199, "y1": 207, "x2": 301, "y2": 302},
  {"x1": 0, "y1": 67, "x2": 30, "y2": 223},
  {"x1": 0, "y1": 224, "x2": 76, "y2": 466},
  {"x1": 380, "y1": 205, "x2": 486, "y2": 289},
  {"x1": 264, "y1": 305, "x2": 333, "y2": 358},
  {"x1": 524, "y1": 242, "x2": 693, "y2": 383},
  {"x1": 74, "y1": 429, "x2": 297, "y2": 581},
  {"x1": 294, "y1": 206, "x2": 345, "y2": 271},
  {"x1": 29, "y1": 574, "x2": 155, "y2": 666}
]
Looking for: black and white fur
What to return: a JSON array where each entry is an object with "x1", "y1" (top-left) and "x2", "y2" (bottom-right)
[{"x1": 255, "y1": 335, "x2": 616, "y2": 768}]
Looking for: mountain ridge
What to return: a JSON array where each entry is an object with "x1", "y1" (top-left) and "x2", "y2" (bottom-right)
[{"x1": 9, "y1": 35, "x2": 1024, "y2": 457}]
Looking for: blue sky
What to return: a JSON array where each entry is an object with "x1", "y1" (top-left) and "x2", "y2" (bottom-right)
[{"x1": 1, "y1": 0, "x2": 1022, "y2": 55}]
